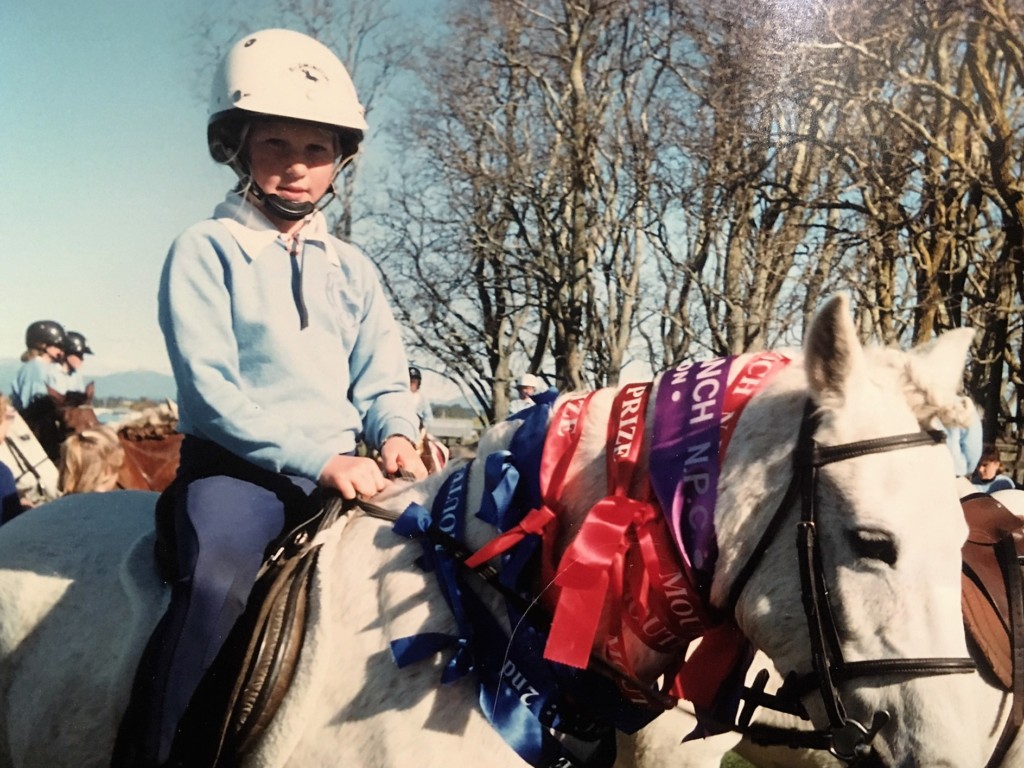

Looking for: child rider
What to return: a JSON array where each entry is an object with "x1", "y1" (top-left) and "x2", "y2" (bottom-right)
[{"x1": 115, "y1": 28, "x2": 427, "y2": 766}]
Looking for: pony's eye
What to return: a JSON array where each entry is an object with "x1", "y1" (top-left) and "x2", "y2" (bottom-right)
[{"x1": 846, "y1": 528, "x2": 898, "y2": 566}]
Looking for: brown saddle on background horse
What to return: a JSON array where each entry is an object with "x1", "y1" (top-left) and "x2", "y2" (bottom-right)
[
  {"x1": 960, "y1": 492, "x2": 1024, "y2": 764},
  {"x1": 166, "y1": 493, "x2": 346, "y2": 768},
  {"x1": 117, "y1": 432, "x2": 184, "y2": 492},
  {"x1": 961, "y1": 492, "x2": 1024, "y2": 690}
]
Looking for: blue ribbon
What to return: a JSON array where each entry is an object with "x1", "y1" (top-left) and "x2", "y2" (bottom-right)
[
  {"x1": 476, "y1": 450, "x2": 520, "y2": 530},
  {"x1": 505, "y1": 394, "x2": 556, "y2": 512},
  {"x1": 466, "y1": 584, "x2": 617, "y2": 767},
  {"x1": 390, "y1": 398, "x2": 663, "y2": 767},
  {"x1": 392, "y1": 466, "x2": 476, "y2": 683}
]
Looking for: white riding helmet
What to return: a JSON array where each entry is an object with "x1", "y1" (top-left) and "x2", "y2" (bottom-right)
[
  {"x1": 207, "y1": 28, "x2": 368, "y2": 173},
  {"x1": 517, "y1": 373, "x2": 542, "y2": 389}
]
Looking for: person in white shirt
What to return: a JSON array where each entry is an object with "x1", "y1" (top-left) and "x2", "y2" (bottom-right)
[
  {"x1": 409, "y1": 366, "x2": 433, "y2": 429},
  {"x1": 508, "y1": 372, "x2": 545, "y2": 415}
]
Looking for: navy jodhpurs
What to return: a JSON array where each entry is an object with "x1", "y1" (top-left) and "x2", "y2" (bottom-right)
[{"x1": 133, "y1": 436, "x2": 318, "y2": 764}]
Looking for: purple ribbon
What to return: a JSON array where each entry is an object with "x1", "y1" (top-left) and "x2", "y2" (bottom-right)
[{"x1": 648, "y1": 357, "x2": 733, "y2": 598}]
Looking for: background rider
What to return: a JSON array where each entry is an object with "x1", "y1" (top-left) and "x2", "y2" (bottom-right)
[
  {"x1": 408, "y1": 365, "x2": 433, "y2": 430},
  {"x1": 57, "y1": 331, "x2": 94, "y2": 395},
  {"x1": 971, "y1": 443, "x2": 1017, "y2": 493},
  {"x1": 9, "y1": 320, "x2": 66, "y2": 415}
]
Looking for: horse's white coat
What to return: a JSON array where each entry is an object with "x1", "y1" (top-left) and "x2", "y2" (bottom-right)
[
  {"x1": 0, "y1": 295, "x2": 1017, "y2": 768},
  {"x1": 0, "y1": 491, "x2": 163, "y2": 767},
  {"x1": 0, "y1": 411, "x2": 60, "y2": 505}
]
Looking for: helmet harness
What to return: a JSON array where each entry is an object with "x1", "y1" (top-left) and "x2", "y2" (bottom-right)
[{"x1": 207, "y1": 29, "x2": 367, "y2": 222}]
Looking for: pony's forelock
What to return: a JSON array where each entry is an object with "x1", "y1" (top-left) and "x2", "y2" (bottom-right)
[
  {"x1": 853, "y1": 344, "x2": 974, "y2": 429},
  {"x1": 897, "y1": 348, "x2": 976, "y2": 428}
]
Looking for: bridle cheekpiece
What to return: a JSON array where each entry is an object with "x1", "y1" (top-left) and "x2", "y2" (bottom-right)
[{"x1": 725, "y1": 400, "x2": 976, "y2": 764}]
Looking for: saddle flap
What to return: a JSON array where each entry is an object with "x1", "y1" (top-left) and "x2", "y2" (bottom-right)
[
  {"x1": 960, "y1": 494, "x2": 1024, "y2": 690},
  {"x1": 963, "y1": 492, "x2": 1024, "y2": 545}
]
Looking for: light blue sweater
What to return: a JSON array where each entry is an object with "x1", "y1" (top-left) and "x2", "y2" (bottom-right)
[
  {"x1": 53, "y1": 368, "x2": 87, "y2": 395},
  {"x1": 10, "y1": 357, "x2": 62, "y2": 411},
  {"x1": 159, "y1": 194, "x2": 419, "y2": 481}
]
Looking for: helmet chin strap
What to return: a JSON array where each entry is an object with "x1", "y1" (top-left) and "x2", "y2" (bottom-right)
[
  {"x1": 239, "y1": 153, "x2": 349, "y2": 222},
  {"x1": 245, "y1": 173, "x2": 342, "y2": 223},
  {"x1": 248, "y1": 181, "x2": 316, "y2": 221}
]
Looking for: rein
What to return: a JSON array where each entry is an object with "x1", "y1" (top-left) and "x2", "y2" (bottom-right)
[
  {"x1": 725, "y1": 401, "x2": 976, "y2": 763},
  {"x1": 2, "y1": 435, "x2": 45, "y2": 491}
]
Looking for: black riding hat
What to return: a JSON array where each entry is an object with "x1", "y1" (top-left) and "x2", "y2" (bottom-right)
[
  {"x1": 62, "y1": 331, "x2": 93, "y2": 357},
  {"x1": 25, "y1": 320, "x2": 65, "y2": 350}
]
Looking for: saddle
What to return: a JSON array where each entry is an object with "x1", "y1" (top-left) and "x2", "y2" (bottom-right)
[
  {"x1": 960, "y1": 492, "x2": 1024, "y2": 765},
  {"x1": 961, "y1": 492, "x2": 1024, "y2": 689},
  {"x1": 166, "y1": 492, "x2": 345, "y2": 768}
]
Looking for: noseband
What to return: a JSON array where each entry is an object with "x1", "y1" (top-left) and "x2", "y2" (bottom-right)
[{"x1": 725, "y1": 401, "x2": 976, "y2": 764}]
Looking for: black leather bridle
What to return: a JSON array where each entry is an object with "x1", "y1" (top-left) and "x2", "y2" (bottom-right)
[{"x1": 723, "y1": 400, "x2": 977, "y2": 764}]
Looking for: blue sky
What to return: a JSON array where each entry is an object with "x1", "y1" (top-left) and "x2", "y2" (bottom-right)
[{"x1": 1, "y1": 1, "x2": 435, "y2": 377}]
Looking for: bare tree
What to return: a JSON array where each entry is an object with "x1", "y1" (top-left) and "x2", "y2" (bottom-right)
[
  {"x1": 373, "y1": 0, "x2": 688, "y2": 416},
  {"x1": 784, "y1": 0, "x2": 1024, "y2": 452},
  {"x1": 363, "y1": 0, "x2": 1024, "y2": 462}
]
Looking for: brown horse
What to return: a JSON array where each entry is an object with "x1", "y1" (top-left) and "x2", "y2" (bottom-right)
[{"x1": 40, "y1": 385, "x2": 182, "y2": 493}]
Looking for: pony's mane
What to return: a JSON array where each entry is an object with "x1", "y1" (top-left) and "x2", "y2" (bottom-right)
[{"x1": 868, "y1": 344, "x2": 976, "y2": 429}]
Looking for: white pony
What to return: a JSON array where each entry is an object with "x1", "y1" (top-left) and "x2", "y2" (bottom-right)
[
  {"x1": 634, "y1": 485, "x2": 1024, "y2": 768},
  {"x1": 0, "y1": 410, "x2": 60, "y2": 506},
  {"x1": 0, "y1": 294, "x2": 1008, "y2": 767}
]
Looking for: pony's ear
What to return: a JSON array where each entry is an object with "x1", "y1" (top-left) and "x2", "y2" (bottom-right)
[
  {"x1": 804, "y1": 293, "x2": 864, "y2": 403},
  {"x1": 47, "y1": 385, "x2": 64, "y2": 404},
  {"x1": 85, "y1": 381, "x2": 95, "y2": 402},
  {"x1": 908, "y1": 327, "x2": 975, "y2": 398}
]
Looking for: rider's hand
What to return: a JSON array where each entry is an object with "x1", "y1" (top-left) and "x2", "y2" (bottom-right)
[
  {"x1": 380, "y1": 435, "x2": 429, "y2": 480},
  {"x1": 318, "y1": 454, "x2": 388, "y2": 499}
]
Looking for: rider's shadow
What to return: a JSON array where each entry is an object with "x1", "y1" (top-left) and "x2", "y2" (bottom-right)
[{"x1": 324, "y1": 522, "x2": 482, "y2": 737}]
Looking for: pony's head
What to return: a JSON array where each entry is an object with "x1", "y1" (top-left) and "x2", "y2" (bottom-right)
[
  {"x1": 45, "y1": 382, "x2": 100, "y2": 436},
  {"x1": 714, "y1": 294, "x2": 986, "y2": 767}
]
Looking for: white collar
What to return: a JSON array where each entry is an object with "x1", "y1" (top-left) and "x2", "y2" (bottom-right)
[{"x1": 213, "y1": 192, "x2": 335, "y2": 264}]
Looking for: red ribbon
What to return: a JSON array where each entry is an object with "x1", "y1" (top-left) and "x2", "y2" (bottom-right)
[
  {"x1": 544, "y1": 495, "x2": 648, "y2": 667},
  {"x1": 544, "y1": 385, "x2": 657, "y2": 669},
  {"x1": 536, "y1": 393, "x2": 594, "y2": 608},
  {"x1": 542, "y1": 356, "x2": 790, "y2": 683},
  {"x1": 463, "y1": 506, "x2": 555, "y2": 569},
  {"x1": 623, "y1": 512, "x2": 709, "y2": 654},
  {"x1": 670, "y1": 620, "x2": 749, "y2": 709},
  {"x1": 455, "y1": 356, "x2": 789, "y2": 707}
]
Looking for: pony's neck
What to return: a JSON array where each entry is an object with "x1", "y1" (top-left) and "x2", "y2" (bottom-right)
[{"x1": 707, "y1": 359, "x2": 808, "y2": 611}]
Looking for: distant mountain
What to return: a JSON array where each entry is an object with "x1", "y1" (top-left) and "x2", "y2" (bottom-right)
[{"x1": 0, "y1": 358, "x2": 176, "y2": 402}]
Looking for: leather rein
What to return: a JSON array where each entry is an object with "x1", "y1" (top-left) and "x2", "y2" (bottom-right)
[{"x1": 723, "y1": 401, "x2": 977, "y2": 764}]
